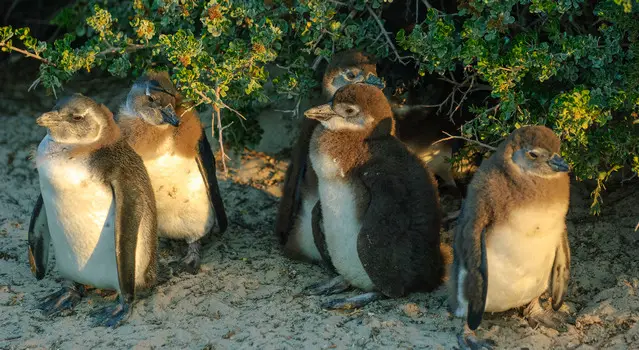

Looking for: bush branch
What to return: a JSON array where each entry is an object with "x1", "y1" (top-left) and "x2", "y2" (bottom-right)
[
  {"x1": 0, "y1": 42, "x2": 54, "y2": 66},
  {"x1": 433, "y1": 131, "x2": 497, "y2": 151},
  {"x1": 366, "y1": 5, "x2": 406, "y2": 65}
]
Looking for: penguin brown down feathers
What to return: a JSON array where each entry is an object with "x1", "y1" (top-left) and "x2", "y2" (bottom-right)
[
  {"x1": 321, "y1": 50, "x2": 377, "y2": 99},
  {"x1": 276, "y1": 51, "x2": 379, "y2": 248},
  {"x1": 314, "y1": 85, "x2": 396, "y2": 174},
  {"x1": 309, "y1": 84, "x2": 445, "y2": 296},
  {"x1": 118, "y1": 92, "x2": 202, "y2": 159}
]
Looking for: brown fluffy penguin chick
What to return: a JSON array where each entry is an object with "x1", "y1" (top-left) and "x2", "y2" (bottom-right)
[
  {"x1": 449, "y1": 125, "x2": 571, "y2": 350},
  {"x1": 302, "y1": 83, "x2": 444, "y2": 309},
  {"x1": 117, "y1": 71, "x2": 228, "y2": 275},
  {"x1": 276, "y1": 50, "x2": 381, "y2": 265}
]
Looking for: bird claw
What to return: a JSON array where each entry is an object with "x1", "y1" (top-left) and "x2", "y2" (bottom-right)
[
  {"x1": 304, "y1": 276, "x2": 351, "y2": 296},
  {"x1": 92, "y1": 302, "x2": 131, "y2": 328},
  {"x1": 524, "y1": 299, "x2": 570, "y2": 332},
  {"x1": 322, "y1": 292, "x2": 384, "y2": 310},
  {"x1": 457, "y1": 333, "x2": 495, "y2": 350},
  {"x1": 38, "y1": 285, "x2": 84, "y2": 317},
  {"x1": 180, "y1": 241, "x2": 202, "y2": 275}
]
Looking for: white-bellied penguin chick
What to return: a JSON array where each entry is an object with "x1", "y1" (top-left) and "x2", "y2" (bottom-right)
[
  {"x1": 117, "y1": 71, "x2": 228, "y2": 274},
  {"x1": 302, "y1": 83, "x2": 445, "y2": 309},
  {"x1": 276, "y1": 50, "x2": 383, "y2": 267},
  {"x1": 29, "y1": 94, "x2": 158, "y2": 328},
  {"x1": 449, "y1": 125, "x2": 571, "y2": 349}
]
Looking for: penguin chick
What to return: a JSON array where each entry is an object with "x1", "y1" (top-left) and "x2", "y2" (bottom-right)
[
  {"x1": 304, "y1": 83, "x2": 444, "y2": 309},
  {"x1": 276, "y1": 50, "x2": 382, "y2": 265},
  {"x1": 449, "y1": 125, "x2": 571, "y2": 349},
  {"x1": 117, "y1": 71, "x2": 228, "y2": 274},
  {"x1": 28, "y1": 94, "x2": 158, "y2": 328}
]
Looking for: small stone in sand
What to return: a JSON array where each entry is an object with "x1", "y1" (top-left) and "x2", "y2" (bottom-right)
[{"x1": 402, "y1": 303, "x2": 422, "y2": 318}]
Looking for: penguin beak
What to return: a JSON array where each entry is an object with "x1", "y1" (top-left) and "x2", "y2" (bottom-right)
[
  {"x1": 548, "y1": 153, "x2": 570, "y2": 172},
  {"x1": 304, "y1": 104, "x2": 338, "y2": 121},
  {"x1": 364, "y1": 73, "x2": 385, "y2": 90},
  {"x1": 160, "y1": 105, "x2": 180, "y2": 127},
  {"x1": 36, "y1": 111, "x2": 61, "y2": 127}
]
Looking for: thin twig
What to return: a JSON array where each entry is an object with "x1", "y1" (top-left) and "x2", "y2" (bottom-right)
[
  {"x1": 212, "y1": 86, "x2": 229, "y2": 176},
  {"x1": 96, "y1": 44, "x2": 150, "y2": 57},
  {"x1": 0, "y1": 42, "x2": 54, "y2": 66},
  {"x1": 219, "y1": 101, "x2": 247, "y2": 120},
  {"x1": 275, "y1": 97, "x2": 302, "y2": 119},
  {"x1": 421, "y1": 0, "x2": 434, "y2": 10},
  {"x1": 3, "y1": 0, "x2": 22, "y2": 24},
  {"x1": 366, "y1": 5, "x2": 406, "y2": 65},
  {"x1": 312, "y1": 55, "x2": 327, "y2": 70},
  {"x1": 433, "y1": 131, "x2": 497, "y2": 151}
]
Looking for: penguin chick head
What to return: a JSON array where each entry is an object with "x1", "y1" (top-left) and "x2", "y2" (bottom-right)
[
  {"x1": 322, "y1": 50, "x2": 384, "y2": 98},
  {"x1": 125, "y1": 70, "x2": 180, "y2": 127},
  {"x1": 305, "y1": 83, "x2": 393, "y2": 132},
  {"x1": 506, "y1": 125, "x2": 570, "y2": 178},
  {"x1": 37, "y1": 93, "x2": 114, "y2": 144}
]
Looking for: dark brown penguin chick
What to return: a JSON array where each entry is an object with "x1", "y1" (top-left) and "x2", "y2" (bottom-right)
[
  {"x1": 303, "y1": 83, "x2": 444, "y2": 309},
  {"x1": 29, "y1": 94, "x2": 157, "y2": 328},
  {"x1": 276, "y1": 50, "x2": 382, "y2": 265},
  {"x1": 449, "y1": 125, "x2": 571, "y2": 350},
  {"x1": 117, "y1": 71, "x2": 228, "y2": 274}
]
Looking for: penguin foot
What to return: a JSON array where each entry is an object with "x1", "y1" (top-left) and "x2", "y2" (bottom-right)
[
  {"x1": 38, "y1": 284, "x2": 84, "y2": 317},
  {"x1": 322, "y1": 292, "x2": 384, "y2": 310},
  {"x1": 181, "y1": 241, "x2": 202, "y2": 275},
  {"x1": 524, "y1": 299, "x2": 569, "y2": 331},
  {"x1": 304, "y1": 276, "x2": 351, "y2": 296},
  {"x1": 92, "y1": 302, "x2": 132, "y2": 328},
  {"x1": 456, "y1": 332, "x2": 495, "y2": 350}
]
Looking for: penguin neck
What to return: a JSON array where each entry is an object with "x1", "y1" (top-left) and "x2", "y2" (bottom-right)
[
  {"x1": 117, "y1": 103, "x2": 201, "y2": 159},
  {"x1": 68, "y1": 121, "x2": 121, "y2": 158},
  {"x1": 491, "y1": 148, "x2": 570, "y2": 208},
  {"x1": 314, "y1": 126, "x2": 372, "y2": 176}
]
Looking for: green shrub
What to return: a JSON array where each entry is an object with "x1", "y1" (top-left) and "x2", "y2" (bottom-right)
[{"x1": 1, "y1": 0, "x2": 638, "y2": 212}]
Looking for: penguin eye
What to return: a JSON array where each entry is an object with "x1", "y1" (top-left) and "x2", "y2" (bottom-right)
[
  {"x1": 345, "y1": 71, "x2": 356, "y2": 80},
  {"x1": 527, "y1": 151, "x2": 538, "y2": 159}
]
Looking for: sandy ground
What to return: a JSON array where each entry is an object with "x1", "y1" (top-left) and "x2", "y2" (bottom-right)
[{"x1": 1, "y1": 65, "x2": 639, "y2": 349}]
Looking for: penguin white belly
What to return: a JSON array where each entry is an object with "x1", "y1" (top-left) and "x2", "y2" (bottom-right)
[
  {"x1": 483, "y1": 206, "x2": 566, "y2": 312},
  {"x1": 36, "y1": 138, "x2": 120, "y2": 291},
  {"x1": 289, "y1": 191, "x2": 322, "y2": 262},
  {"x1": 318, "y1": 180, "x2": 374, "y2": 291},
  {"x1": 144, "y1": 153, "x2": 214, "y2": 243}
]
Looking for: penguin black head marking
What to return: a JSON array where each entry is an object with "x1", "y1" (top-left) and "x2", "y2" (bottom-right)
[
  {"x1": 305, "y1": 83, "x2": 393, "y2": 132},
  {"x1": 125, "y1": 71, "x2": 180, "y2": 127},
  {"x1": 322, "y1": 50, "x2": 384, "y2": 98},
  {"x1": 506, "y1": 126, "x2": 570, "y2": 178},
  {"x1": 37, "y1": 94, "x2": 113, "y2": 144}
]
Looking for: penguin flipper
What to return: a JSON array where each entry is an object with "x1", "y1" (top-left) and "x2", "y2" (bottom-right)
[
  {"x1": 110, "y1": 177, "x2": 150, "y2": 302},
  {"x1": 550, "y1": 226, "x2": 570, "y2": 311},
  {"x1": 195, "y1": 129, "x2": 228, "y2": 234},
  {"x1": 311, "y1": 200, "x2": 336, "y2": 273},
  {"x1": 28, "y1": 194, "x2": 50, "y2": 280},
  {"x1": 275, "y1": 118, "x2": 318, "y2": 244},
  {"x1": 356, "y1": 174, "x2": 411, "y2": 298},
  {"x1": 464, "y1": 226, "x2": 489, "y2": 331}
]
